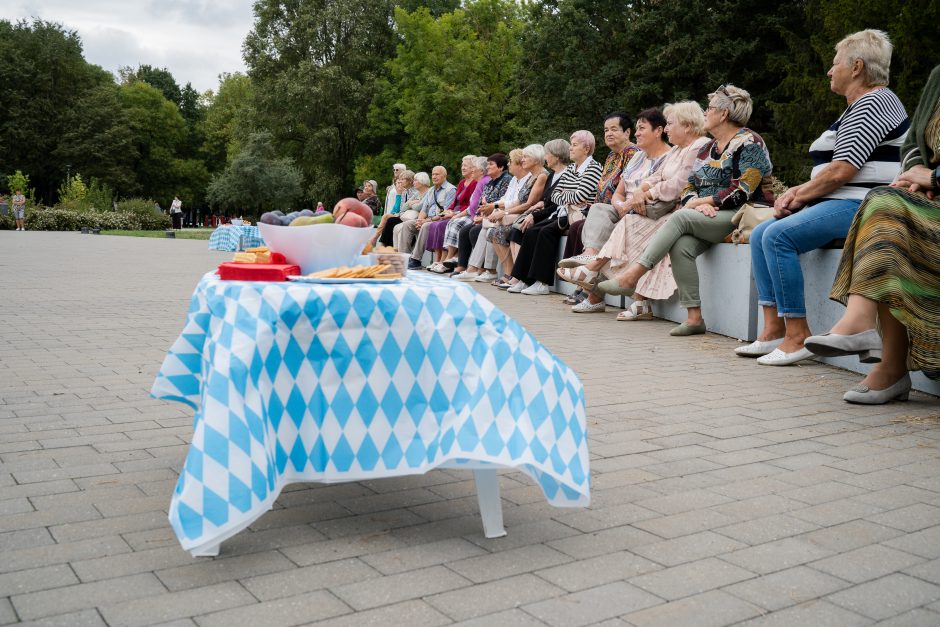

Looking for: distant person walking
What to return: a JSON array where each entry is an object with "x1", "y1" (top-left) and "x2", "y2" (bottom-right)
[
  {"x1": 12, "y1": 189, "x2": 26, "y2": 231},
  {"x1": 0, "y1": 194, "x2": 8, "y2": 218},
  {"x1": 170, "y1": 195, "x2": 183, "y2": 230}
]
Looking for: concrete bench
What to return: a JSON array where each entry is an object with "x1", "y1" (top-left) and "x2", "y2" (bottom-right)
[{"x1": 546, "y1": 236, "x2": 940, "y2": 396}]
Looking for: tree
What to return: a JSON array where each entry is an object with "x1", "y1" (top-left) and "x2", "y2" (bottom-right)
[
  {"x1": 52, "y1": 83, "x2": 138, "y2": 194},
  {"x1": 244, "y1": 0, "x2": 398, "y2": 205},
  {"x1": 0, "y1": 19, "x2": 113, "y2": 203},
  {"x1": 120, "y1": 64, "x2": 183, "y2": 105},
  {"x1": 201, "y1": 73, "x2": 255, "y2": 173},
  {"x1": 118, "y1": 81, "x2": 187, "y2": 200},
  {"x1": 206, "y1": 132, "x2": 303, "y2": 215},
  {"x1": 375, "y1": 0, "x2": 526, "y2": 175}
]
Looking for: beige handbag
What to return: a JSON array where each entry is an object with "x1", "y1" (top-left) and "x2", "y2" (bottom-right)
[
  {"x1": 730, "y1": 204, "x2": 774, "y2": 244},
  {"x1": 399, "y1": 209, "x2": 419, "y2": 222}
]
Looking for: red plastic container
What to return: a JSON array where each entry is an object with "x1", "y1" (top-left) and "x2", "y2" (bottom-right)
[{"x1": 217, "y1": 263, "x2": 300, "y2": 281}]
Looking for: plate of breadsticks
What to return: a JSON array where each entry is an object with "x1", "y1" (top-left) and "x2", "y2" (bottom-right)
[{"x1": 287, "y1": 263, "x2": 403, "y2": 284}]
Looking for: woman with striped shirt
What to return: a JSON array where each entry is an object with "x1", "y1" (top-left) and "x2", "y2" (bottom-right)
[
  {"x1": 508, "y1": 131, "x2": 603, "y2": 295},
  {"x1": 738, "y1": 30, "x2": 909, "y2": 366}
]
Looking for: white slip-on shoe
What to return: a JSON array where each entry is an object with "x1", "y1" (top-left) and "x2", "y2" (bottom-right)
[
  {"x1": 734, "y1": 338, "x2": 784, "y2": 357},
  {"x1": 507, "y1": 281, "x2": 527, "y2": 293},
  {"x1": 805, "y1": 329, "x2": 882, "y2": 363},
  {"x1": 521, "y1": 281, "x2": 550, "y2": 295},
  {"x1": 475, "y1": 271, "x2": 498, "y2": 282},
  {"x1": 558, "y1": 254, "x2": 597, "y2": 269},
  {"x1": 572, "y1": 299, "x2": 605, "y2": 313},
  {"x1": 456, "y1": 272, "x2": 480, "y2": 281},
  {"x1": 843, "y1": 374, "x2": 911, "y2": 404},
  {"x1": 756, "y1": 347, "x2": 814, "y2": 366}
]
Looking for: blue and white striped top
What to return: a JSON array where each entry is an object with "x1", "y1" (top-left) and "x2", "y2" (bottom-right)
[{"x1": 808, "y1": 88, "x2": 909, "y2": 201}]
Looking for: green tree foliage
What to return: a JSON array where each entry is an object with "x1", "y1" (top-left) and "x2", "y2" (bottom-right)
[
  {"x1": 120, "y1": 64, "x2": 183, "y2": 105},
  {"x1": 206, "y1": 132, "x2": 303, "y2": 215},
  {"x1": 367, "y1": 0, "x2": 526, "y2": 179},
  {"x1": 0, "y1": 19, "x2": 113, "y2": 203},
  {"x1": 244, "y1": 0, "x2": 398, "y2": 205},
  {"x1": 201, "y1": 73, "x2": 255, "y2": 173},
  {"x1": 51, "y1": 83, "x2": 138, "y2": 194},
  {"x1": 7, "y1": 170, "x2": 30, "y2": 196},
  {"x1": 57, "y1": 174, "x2": 88, "y2": 204},
  {"x1": 118, "y1": 81, "x2": 187, "y2": 200}
]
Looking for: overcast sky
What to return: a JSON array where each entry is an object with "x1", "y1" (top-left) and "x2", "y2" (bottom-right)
[{"x1": 6, "y1": 1, "x2": 254, "y2": 93}]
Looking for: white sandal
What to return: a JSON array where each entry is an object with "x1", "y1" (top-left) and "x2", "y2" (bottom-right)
[{"x1": 617, "y1": 301, "x2": 654, "y2": 321}]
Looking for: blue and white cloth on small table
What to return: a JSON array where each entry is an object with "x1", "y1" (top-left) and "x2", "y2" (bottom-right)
[
  {"x1": 208, "y1": 225, "x2": 265, "y2": 252},
  {"x1": 151, "y1": 272, "x2": 589, "y2": 555}
]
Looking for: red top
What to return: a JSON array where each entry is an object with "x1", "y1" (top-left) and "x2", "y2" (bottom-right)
[{"x1": 448, "y1": 178, "x2": 478, "y2": 213}]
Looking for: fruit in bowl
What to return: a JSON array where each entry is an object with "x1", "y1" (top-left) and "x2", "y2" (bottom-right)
[
  {"x1": 257, "y1": 220, "x2": 375, "y2": 275},
  {"x1": 333, "y1": 198, "x2": 374, "y2": 227}
]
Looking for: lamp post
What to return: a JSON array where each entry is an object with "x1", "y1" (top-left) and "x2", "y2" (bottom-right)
[{"x1": 66, "y1": 164, "x2": 71, "y2": 182}]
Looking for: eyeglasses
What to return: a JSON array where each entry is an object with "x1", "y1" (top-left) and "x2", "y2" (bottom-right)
[{"x1": 716, "y1": 84, "x2": 731, "y2": 98}]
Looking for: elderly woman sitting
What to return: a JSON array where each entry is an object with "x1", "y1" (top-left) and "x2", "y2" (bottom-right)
[
  {"x1": 508, "y1": 131, "x2": 603, "y2": 295},
  {"x1": 392, "y1": 172, "x2": 430, "y2": 250},
  {"x1": 803, "y1": 63, "x2": 940, "y2": 404},
  {"x1": 361, "y1": 179, "x2": 381, "y2": 216},
  {"x1": 453, "y1": 153, "x2": 513, "y2": 280},
  {"x1": 739, "y1": 29, "x2": 909, "y2": 366},
  {"x1": 371, "y1": 170, "x2": 417, "y2": 247},
  {"x1": 596, "y1": 85, "x2": 774, "y2": 335},
  {"x1": 435, "y1": 156, "x2": 489, "y2": 273},
  {"x1": 560, "y1": 103, "x2": 711, "y2": 316},
  {"x1": 425, "y1": 155, "x2": 479, "y2": 273}
]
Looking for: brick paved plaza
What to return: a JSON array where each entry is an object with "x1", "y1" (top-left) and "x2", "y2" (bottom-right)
[{"x1": 3, "y1": 231, "x2": 940, "y2": 626}]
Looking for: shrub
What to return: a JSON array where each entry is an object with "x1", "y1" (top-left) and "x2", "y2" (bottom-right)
[
  {"x1": 57, "y1": 174, "x2": 88, "y2": 205},
  {"x1": 23, "y1": 206, "x2": 170, "y2": 231},
  {"x1": 116, "y1": 198, "x2": 160, "y2": 214}
]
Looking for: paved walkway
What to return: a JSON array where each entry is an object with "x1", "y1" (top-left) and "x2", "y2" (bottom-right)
[{"x1": 2, "y1": 231, "x2": 940, "y2": 626}]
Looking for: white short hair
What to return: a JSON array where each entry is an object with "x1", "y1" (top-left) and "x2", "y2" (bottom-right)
[
  {"x1": 836, "y1": 29, "x2": 892, "y2": 86},
  {"x1": 523, "y1": 144, "x2": 545, "y2": 164},
  {"x1": 473, "y1": 156, "x2": 487, "y2": 173},
  {"x1": 708, "y1": 84, "x2": 753, "y2": 127},
  {"x1": 393, "y1": 163, "x2": 406, "y2": 171},
  {"x1": 414, "y1": 172, "x2": 431, "y2": 186}
]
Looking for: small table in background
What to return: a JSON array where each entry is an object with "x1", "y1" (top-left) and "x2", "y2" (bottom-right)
[{"x1": 207, "y1": 225, "x2": 265, "y2": 252}]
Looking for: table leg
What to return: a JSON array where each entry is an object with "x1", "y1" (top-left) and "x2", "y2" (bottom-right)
[
  {"x1": 473, "y1": 469, "x2": 507, "y2": 538},
  {"x1": 190, "y1": 543, "x2": 220, "y2": 558}
]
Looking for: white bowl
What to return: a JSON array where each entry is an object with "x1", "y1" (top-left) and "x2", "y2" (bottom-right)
[
  {"x1": 230, "y1": 219, "x2": 244, "y2": 226},
  {"x1": 258, "y1": 222, "x2": 374, "y2": 274}
]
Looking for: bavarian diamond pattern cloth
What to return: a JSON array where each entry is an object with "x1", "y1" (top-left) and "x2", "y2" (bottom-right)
[
  {"x1": 208, "y1": 225, "x2": 265, "y2": 252},
  {"x1": 152, "y1": 273, "x2": 589, "y2": 553}
]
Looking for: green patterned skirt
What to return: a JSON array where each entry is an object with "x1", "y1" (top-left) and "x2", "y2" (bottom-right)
[{"x1": 830, "y1": 186, "x2": 940, "y2": 379}]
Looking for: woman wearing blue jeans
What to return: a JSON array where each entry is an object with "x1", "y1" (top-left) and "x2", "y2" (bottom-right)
[{"x1": 737, "y1": 29, "x2": 909, "y2": 366}]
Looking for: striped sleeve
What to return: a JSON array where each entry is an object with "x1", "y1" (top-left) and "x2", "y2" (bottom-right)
[
  {"x1": 552, "y1": 160, "x2": 603, "y2": 207},
  {"x1": 832, "y1": 90, "x2": 908, "y2": 169}
]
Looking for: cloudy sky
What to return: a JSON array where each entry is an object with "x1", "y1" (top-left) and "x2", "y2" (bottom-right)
[{"x1": 6, "y1": 1, "x2": 254, "y2": 93}]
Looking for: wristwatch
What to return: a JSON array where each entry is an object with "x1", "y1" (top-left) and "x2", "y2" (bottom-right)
[{"x1": 931, "y1": 166, "x2": 940, "y2": 191}]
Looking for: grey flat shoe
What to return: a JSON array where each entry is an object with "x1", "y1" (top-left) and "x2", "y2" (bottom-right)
[
  {"x1": 843, "y1": 374, "x2": 911, "y2": 404},
  {"x1": 669, "y1": 322, "x2": 707, "y2": 336},
  {"x1": 595, "y1": 278, "x2": 635, "y2": 297},
  {"x1": 804, "y1": 329, "x2": 882, "y2": 363}
]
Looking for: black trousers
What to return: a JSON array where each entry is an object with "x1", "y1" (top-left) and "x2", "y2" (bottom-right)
[
  {"x1": 510, "y1": 218, "x2": 565, "y2": 285},
  {"x1": 378, "y1": 216, "x2": 402, "y2": 247},
  {"x1": 457, "y1": 223, "x2": 481, "y2": 268},
  {"x1": 171, "y1": 213, "x2": 182, "y2": 229}
]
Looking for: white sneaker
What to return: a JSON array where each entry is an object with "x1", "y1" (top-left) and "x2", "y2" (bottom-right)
[
  {"x1": 558, "y1": 254, "x2": 597, "y2": 268},
  {"x1": 475, "y1": 271, "x2": 498, "y2": 282},
  {"x1": 456, "y1": 271, "x2": 479, "y2": 281},
  {"x1": 756, "y1": 347, "x2": 814, "y2": 366},
  {"x1": 521, "y1": 281, "x2": 550, "y2": 295},
  {"x1": 507, "y1": 281, "x2": 527, "y2": 293}
]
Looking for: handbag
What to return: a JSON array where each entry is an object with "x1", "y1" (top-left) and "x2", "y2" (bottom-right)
[
  {"x1": 556, "y1": 206, "x2": 585, "y2": 230},
  {"x1": 399, "y1": 209, "x2": 419, "y2": 222},
  {"x1": 644, "y1": 199, "x2": 677, "y2": 221},
  {"x1": 730, "y1": 203, "x2": 774, "y2": 244}
]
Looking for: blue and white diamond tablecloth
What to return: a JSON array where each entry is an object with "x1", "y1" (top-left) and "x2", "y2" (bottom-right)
[
  {"x1": 151, "y1": 272, "x2": 589, "y2": 554},
  {"x1": 207, "y1": 225, "x2": 265, "y2": 252}
]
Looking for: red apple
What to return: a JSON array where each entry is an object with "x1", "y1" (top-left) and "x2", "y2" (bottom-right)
[{"x1": 333, "y1": 198, "x2": 373, "y2": 226}]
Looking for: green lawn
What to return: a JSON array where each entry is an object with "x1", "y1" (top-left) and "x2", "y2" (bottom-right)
[{"x1": 101, "y1": 229, "x2": 214, "y2": 240}]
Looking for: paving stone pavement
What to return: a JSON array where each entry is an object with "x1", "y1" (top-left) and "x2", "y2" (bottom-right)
[{"x1": 2, "y1": 231, "x2": 940, "y2": 626}]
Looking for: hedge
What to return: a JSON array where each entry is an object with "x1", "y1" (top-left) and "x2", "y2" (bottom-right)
[{"x1": 2, "y1": 207, "x2": 171, "y2": 231}]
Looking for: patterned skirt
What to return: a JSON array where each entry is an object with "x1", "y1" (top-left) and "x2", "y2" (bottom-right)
[
  {"x1": 426, "y1": 218, "x2": 451, "y2": 251},
  {"x1": 597, "y1": 212, "x2": 676, "y2": 300},
  {"x1": 444, "y1": 216, "x2": 473, "y2": 249},
  {"x1": 830, "y1": 186, "x2": 940, "y2": 380}
]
